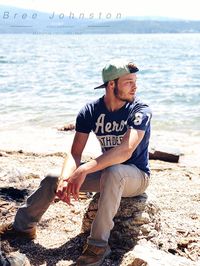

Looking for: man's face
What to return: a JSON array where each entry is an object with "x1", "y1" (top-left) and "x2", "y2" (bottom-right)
[{"x1": 114, "y1": 73, "x2": 137, "y2": 103}]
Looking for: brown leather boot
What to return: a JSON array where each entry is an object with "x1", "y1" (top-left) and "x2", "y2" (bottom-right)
[
  {"x1": 76, "y1": 244, "x2": 111, "y2": 266},
  {"x1": 0, "y1": 223, "x2": 36, "y2": 240}
]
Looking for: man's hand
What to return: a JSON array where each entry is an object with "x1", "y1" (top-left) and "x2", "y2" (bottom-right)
[
  {"x1": 56, "y1": 165, "x2": 87, "y2": 205},
  {"x1": 56, "y1": 178, "x2": 72, "y2": 205},
  {"x1": 66, "y1": 165, "x2": 87, "y2": 202}
]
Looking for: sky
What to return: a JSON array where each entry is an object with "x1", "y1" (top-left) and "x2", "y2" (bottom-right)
[{"x1": 0, "y1": 0, "x2": 200, "y2": 20}]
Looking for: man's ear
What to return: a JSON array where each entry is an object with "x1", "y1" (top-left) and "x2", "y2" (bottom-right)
[{"x1": 107, "y1": 80, "x2": 115, "y2": 89}]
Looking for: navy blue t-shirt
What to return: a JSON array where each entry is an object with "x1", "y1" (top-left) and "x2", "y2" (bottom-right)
[{"x1": 76, "y1": 96, "x2": 152, "y2": 176}]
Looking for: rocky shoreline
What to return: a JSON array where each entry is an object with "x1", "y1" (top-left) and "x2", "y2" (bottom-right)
[{"x1": 0, "y1": 149, "x2": 199, "y2": 265}]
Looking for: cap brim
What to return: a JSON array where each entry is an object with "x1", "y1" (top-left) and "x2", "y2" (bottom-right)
[{"x1": 94, "y1": 83, "x2": 106, "y2": 90}]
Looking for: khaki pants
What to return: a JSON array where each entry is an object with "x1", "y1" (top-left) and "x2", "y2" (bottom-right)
[{"x1": 14, "y1": 164, "x2": 149, "y2": 247}]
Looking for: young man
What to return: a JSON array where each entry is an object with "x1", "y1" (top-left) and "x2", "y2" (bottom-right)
[{"x1": 0, "y1": 59, "x2": 152, "y2": 266}]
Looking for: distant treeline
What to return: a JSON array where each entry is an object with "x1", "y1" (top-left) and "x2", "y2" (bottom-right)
[
  {"x1": 1, "y1": 19, "x2": 200, "y2": 34},
  {"x1": 101, "y1": 20, "x2": 200, "y2": 33},
  {"x1": 93, "y1": 20, "x2": 200, "y2": 34}
]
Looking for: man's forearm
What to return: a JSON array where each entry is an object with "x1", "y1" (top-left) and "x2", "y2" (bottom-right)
[
  {"x1": 60, "y1": 153, "x2": 81, "y2": 179},
  {"x1": 80, "y1": 143, "x2": 131, "y2": 175},
  {"x1": 80, "y1": 129, "x2": 144, "y2": 176}
]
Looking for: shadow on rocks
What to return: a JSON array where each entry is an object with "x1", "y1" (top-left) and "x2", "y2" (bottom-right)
[
  {"x1": 3, "y1": 233, "x2": 87, "y2": 266},
  {"x1": 2, "y1": 232, "x2": 124, "y2": 266},
  {"x1": 0, "y1": 187, "x2": 32, "y2": 203}
]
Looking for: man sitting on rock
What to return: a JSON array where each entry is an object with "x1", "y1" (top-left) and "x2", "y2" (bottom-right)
[{"x1": 0, "y1": 59, "x2": 152, "y2": 266}]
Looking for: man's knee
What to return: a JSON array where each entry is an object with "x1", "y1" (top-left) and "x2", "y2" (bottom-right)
[
  {"x1": 41, "y1": 173, "x2": 59, "y2": 187},
  {"x1": 101, "y1": 165, "x2": 124, "y2": 186}
]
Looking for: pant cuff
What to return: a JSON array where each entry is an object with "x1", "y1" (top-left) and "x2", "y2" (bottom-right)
[{"x1": 87, "y1": 237, "x2": 108, "y2": 247}]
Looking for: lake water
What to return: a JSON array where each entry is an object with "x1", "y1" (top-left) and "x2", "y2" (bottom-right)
[{"x1": 0, "y1": 33, "x2": 199, "y2": 153}]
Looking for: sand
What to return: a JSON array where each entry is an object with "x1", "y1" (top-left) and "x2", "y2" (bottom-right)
[{"x1": 0, "y1": 130, "x2": 199, "y2": 265}]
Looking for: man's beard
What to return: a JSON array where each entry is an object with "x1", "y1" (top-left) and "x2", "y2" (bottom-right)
[{"x1": 114, "y1": 84, "x2": 134, "y2": 103}]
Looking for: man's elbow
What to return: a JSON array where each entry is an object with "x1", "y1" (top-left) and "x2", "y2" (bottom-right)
[{"x1": 121, "y1": 147, "x2": 134, "y2": 161}]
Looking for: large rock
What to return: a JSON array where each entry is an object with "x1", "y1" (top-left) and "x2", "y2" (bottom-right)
[
  {"x1": 82, "y1": 193, "x2": 160, "y2": 250},
  {"x1": 121, "y1": 243, "x2": 199, "y2": 266}
]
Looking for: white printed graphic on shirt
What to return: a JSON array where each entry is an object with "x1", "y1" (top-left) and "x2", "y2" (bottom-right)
[
  {"x1": 94, "y1": 114, "x2": 127, "y2": 150},
  {"x1": 94, "y1": 114, "x2": 127, "y2": 134},
  {"x1": 97, "y1": 134, "x2": 124, "y2": 149}
]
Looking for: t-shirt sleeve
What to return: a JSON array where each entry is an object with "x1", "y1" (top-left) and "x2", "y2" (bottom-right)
[
  {"x1": 75, "y1": 105, "x2": 93, "y2": 134},
  {"x1": 127, "y1": 105, "x2": 152, "y2": 131}
]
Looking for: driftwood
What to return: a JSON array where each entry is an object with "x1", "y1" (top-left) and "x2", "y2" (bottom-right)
[
  {"x1": 149, "y1": 146, "x2": 181, "y2": 163},
  {"x1": 57, "y1": 123, "x2": 75, "y2": 131}
]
